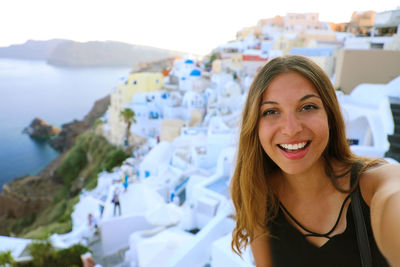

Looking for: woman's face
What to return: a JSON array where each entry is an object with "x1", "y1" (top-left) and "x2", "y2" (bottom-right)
[{"x1": 258, "y1": 71, "x2": 329, "y2": 175}]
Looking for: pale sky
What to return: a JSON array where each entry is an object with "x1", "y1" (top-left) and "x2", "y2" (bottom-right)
[{"x1": 0, "y1": 0, "x2": 399, "y2": 55}]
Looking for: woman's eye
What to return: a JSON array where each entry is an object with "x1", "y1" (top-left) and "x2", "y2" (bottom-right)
[
  {"x1": 302, "y1": 104, "x2": 318, "y2": 111},
  {"x1": 262, "y1": 109, "x2": 278, "y2": 116}
]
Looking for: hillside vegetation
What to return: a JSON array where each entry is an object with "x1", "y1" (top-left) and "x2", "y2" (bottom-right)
[{"x1": 13, "y1": 132, "x2": 129, "y2": 239}]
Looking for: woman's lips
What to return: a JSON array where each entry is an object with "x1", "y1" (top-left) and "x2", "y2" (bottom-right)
[{"x1": 277, "y1": 141, "x2": 311, "y2": 159}]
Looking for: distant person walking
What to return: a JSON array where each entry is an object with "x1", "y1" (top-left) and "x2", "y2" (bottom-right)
[
  {"x1": 122, "y1": 173, "x2": 129, "y2": 192},
  {"x1": 98, "y1": 203, "x2": 104, "y2": 218},
  {"x1": 88, "y1": 213, "x2": 98, "y2": 234},
  {"x1": 112, "y1": 189, "x2": 121, "y2": 216}
]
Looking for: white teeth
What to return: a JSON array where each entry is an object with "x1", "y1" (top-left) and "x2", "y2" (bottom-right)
[{"x1": 280, "y1": 142, "x2": 307, "y2": 150}]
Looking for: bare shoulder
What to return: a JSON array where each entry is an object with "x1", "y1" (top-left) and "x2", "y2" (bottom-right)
[{"x1": 360, "y1": 163, "x2": 400, "y2": 205}]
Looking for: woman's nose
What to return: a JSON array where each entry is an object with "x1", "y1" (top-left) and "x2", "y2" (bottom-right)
[{"x1": 281, "y1": 113, "x2": 303, "y2": 136}]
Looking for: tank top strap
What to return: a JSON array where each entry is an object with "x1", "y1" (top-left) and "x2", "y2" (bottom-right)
[{"x1": 350, "y1": 161, "x2": 364, "y2": 188}]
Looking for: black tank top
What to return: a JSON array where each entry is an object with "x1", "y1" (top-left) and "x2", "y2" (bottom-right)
[{"x1": 268, "y1": 180, "x2": 389, "y2": 266}]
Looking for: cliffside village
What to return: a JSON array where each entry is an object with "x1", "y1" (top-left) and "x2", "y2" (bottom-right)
[{"x1": 2, "y1": 8, "x2": 400, "y2": 267}]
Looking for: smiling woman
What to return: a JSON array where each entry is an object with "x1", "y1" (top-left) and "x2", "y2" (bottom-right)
[
  {"x1": 258, "y1": 72, "x2": 329, "y2": 175},
  {"x1": 230, "y1": 55, "x2": 400, "y2": 266}
]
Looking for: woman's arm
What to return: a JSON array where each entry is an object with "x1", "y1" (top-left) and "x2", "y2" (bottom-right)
[
  {"x1": 250, "y1": 229, "x2": 273, "y2": 267},
  {"x1": 361, "y1": 164, "x2": 400, "y2": 266}
]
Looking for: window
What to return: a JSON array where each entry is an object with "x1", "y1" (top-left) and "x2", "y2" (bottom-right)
[{"x1": 370, "y1": 43, "x2": 384, "y2": 49}]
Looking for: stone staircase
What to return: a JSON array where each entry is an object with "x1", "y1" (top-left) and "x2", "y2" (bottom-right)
[{"x1": 88, "y1": 232, "x2": 130, "y2": 267}]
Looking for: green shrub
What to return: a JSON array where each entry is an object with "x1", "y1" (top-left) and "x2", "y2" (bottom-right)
[
  {"x1": 58, "y1": 196, "x2": 79, "y2": 223},
  {"x1": 48, "y1": 201, "x2": 67, "y2": 223},
  {"x1": 56, "y1": 132, "x2": 128, "y2": 187},
  {"x1": 25, "y1": 240, "x2": 90, "y2": 267},
  {"x1": 87, "y1": 136, "x2": 101, "y2": 155},
  {"x1": 0, "y1": 250, "x2": 15, "y2": 266},
  {"x1": 84, "y1": 176, "x2": 98, "y2": 191},
  {"x1": 53, "y1": 187, "x2": 69, "y2": 202},
  {"x1": 12, "y1": 213, "x2": 36, "y2": 234},
  {"x1": 23, "y1": 221, "x2": 72, "y2": 240},
  {"x1": 53, "y1": 244, "x2": 90, "y2": 267},
  {"x1": 103, "y1": 149, "x2": 129, "y2": 172},
  {"x1": 56, "y1": 146, "x2": 87, "y2": 185},
  {"x1": 27, "y1": 240, "x2": 54, "y2": 266}
]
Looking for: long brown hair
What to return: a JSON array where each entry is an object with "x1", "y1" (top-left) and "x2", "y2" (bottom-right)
[{"x1": 231, "y1": 55, "x2": 363, "y2": 255}]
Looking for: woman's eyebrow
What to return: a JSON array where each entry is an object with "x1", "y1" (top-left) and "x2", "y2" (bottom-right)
[
  {"x1": 260, "y1": 100, "x2": 278, "y2": 106},
  {"x1": 261, "y1": 94, "x2": 320, "y2": 106},
  {"x1": 300, "y1": 94, "x2": 320, "y2": 101}
]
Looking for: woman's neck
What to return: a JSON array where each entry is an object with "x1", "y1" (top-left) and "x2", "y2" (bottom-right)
[
  {"x1": 283, "y1": 172, "x2": 333, "y2": 200},
  {"x1": 275, "y1": 160, "x2": 341, "y2": 201}
]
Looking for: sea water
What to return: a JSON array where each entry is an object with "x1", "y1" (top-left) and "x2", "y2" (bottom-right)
[{"x1": 0, "y1": 58, "x2": 130, "y2": 190}]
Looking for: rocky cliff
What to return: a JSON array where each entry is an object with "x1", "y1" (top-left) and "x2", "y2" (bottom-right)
[
  {"x1": 0, "y1": 39, "x2": 185, "y2": 67},
  {"x1": 0, "y1": 94, "x2": 111, "y2": 236},
  {"x1": 0, "y1": 175, "x2": 62, "y2": 220},
  {"x1": 0, "y1": 39, "x2": 70, "y2": 60},
  {"x1": 47, "y1": 41, "x2": 183, "y2": 67},
  {"x1": 24, "y1": 118, "x2": 61, "y2": 139},
  {"x1": 0, "y1": 154, "x2": 65, "y2": 235},
  {"x1": 49, "y1": 95, "x2": 110, "y2": 152}
]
